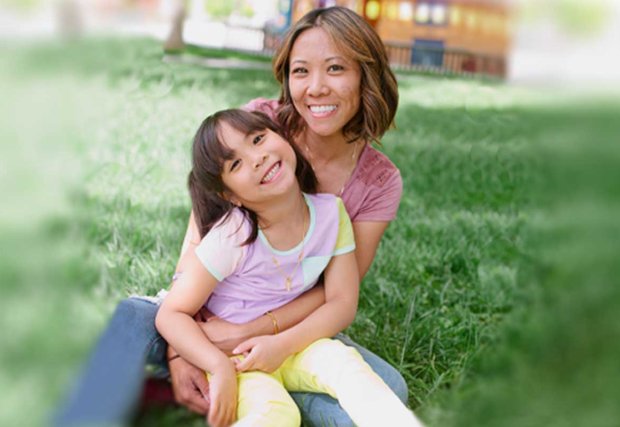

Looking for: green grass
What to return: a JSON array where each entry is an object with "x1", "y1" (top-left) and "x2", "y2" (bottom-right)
[{"x1": 1, "y1": 37, "x2": 618, "y2": 426}]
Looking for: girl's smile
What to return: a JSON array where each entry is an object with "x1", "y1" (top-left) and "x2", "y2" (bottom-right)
[{"x1": 260, "y1": 161, "x2": 282, "y2": 184}]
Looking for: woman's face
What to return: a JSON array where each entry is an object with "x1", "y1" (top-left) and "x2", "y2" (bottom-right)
[{"x1": 288, "y1": 27, "x2": 361, "y2": 140}]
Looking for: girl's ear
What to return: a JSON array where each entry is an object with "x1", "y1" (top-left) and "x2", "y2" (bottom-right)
[{"x1": 221, "y1": 191, "x2": 242, "y2": 208}]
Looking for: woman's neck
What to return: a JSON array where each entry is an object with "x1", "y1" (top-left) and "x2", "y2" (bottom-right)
[
  {"x1": 300, "y1": 130, "x2": 354, "y2": 164},
  {"x1": 299, "y1": 129, "x2": 365, "y2": 196}
]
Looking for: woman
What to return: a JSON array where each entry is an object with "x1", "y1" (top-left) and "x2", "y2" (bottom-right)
[{"x1": 55, "y1": 7, "x2": 405, "y2": 427}]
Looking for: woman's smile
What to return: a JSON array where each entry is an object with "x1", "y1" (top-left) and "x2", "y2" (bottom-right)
[{"x1": 309, "y1": 104, "x2": 338, "y2": 118}]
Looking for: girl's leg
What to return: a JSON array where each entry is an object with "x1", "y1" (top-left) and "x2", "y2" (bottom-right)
[
  {"x1": 234, "y1": 371, "x2": 300, "y2": 427},
  {"x1": 53, "y1": 298, "x2": 165, "y2": 426},
  {"x1": 289, "y1": 334, "x2": 408, "y2": 427},
  {"x1": 282, "y1": 339, "x2": 422, "y2": 427}
]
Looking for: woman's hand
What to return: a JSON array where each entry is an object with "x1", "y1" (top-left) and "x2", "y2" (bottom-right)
[
  {"x1": 207, "y1": 361, "x2": 238, "y2": 427},
  {"x1": 168, "y1": 356, "x2": 210, "y2": 414},
  {"x1": 232, "y1": 335, "x2": 289, "y2": 373},
  {"x1": 198, "y1": 317, "x2": 251, "y2": 356}
]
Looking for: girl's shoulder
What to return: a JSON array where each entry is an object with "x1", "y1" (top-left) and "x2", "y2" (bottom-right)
[{"x1": 206, "y1": 208, "x2": 252, "y2": 244}]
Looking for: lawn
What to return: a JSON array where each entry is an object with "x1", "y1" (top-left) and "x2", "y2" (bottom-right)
[{"x1": 0, "y1": 37, "x2": 617, "y2": 426}]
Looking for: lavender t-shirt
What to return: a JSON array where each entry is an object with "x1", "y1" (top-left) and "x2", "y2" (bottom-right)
[
  {"x1": 244, "y1": 98, "x2": 403, "y2": 222},
  {"x1": 194, "y1": 194, "x2": 355, "y2": 324}
]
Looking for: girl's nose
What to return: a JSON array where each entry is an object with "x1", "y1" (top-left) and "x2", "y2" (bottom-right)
[{"x1": 254, "y1": 153, "x2": 268, "y2": 169}]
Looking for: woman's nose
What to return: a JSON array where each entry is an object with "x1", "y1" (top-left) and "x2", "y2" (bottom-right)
[{"x1": 307, "y1": 72, "x2": 329, "y2": 96}]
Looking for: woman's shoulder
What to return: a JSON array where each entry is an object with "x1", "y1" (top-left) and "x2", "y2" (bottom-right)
[
  {"x1": 243, "y1": 98, "x2": 281, "y2": 120},
  {"x1": 354, "y1": 144, "x2": 401, "y2": 188}
]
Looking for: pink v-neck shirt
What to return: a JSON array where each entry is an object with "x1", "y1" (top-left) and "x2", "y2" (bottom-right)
[{"x1": 244, "y1": 98, "x2": 403, "y2": 222}]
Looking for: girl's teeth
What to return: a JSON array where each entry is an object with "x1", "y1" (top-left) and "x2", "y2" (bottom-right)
[
  {"x1": 262, "y1": 163, "x2": 280, "y2": 183},
  {"x1": 310, "y1": 105, "x2": 336, "y2": 113}
]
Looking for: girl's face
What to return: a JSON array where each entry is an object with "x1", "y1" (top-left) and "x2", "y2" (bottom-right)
[
  {"x1": 288, "y1": 27, "x2": 362, "y2": 140},
  {"x1": 219, "y1": 121, "x2": 298, "y2": 209}
]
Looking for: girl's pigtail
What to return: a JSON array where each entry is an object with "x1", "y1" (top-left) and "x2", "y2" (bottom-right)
[{"x1": 188, "y1": 169, "x2": 233, "y2": 239}]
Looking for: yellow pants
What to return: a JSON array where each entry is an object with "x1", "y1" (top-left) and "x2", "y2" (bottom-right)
[{"x1": 225, "y1": 338, "x2": 421, "y2": 427}]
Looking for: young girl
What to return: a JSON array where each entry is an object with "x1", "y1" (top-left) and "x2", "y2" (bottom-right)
[{"x1": 155, "y1": 109, "x2": 421, "y2": 427}]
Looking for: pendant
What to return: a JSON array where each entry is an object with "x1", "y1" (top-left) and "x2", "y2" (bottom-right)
[{"x1": 285, "y1": 277, "x2": 292, "y2": 291}]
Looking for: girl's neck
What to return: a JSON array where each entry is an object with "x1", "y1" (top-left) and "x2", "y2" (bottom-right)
[{"x1": 255, "y1": 190, "x2": 309, "y2": 251}]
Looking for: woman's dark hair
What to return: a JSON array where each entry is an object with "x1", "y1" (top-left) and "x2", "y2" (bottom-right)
[
  {"x1": 188, "y1": 109, "x2": 317, "y2": 244},
  {"x1": 273, "y1": 6, "x2": 399, "y2": 144}
]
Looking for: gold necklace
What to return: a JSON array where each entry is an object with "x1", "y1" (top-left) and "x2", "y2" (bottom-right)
[
  {"x1": 302, "y1": 139, "x2": 360, "y2": 196},
  {"x1": 271, "y1": 204, "x2": 307, "y2": 291}
]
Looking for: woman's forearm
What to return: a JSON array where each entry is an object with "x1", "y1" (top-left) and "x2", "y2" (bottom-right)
[
  {"x1": 277, "y1": 294, "x2": 357, "y2": 356},
  {"x1": 246, "y1": 284, "x2": 326, "y2": 336}
]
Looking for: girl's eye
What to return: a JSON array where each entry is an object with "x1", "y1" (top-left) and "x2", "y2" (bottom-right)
[
  {"x1": 328, "y1": 64, "x2": 344, "y2": 72},
  {"x1": 230, "y1": 159, "x2": 241, "y2": 171},
  {"x1": 252, "y1": 134, "x2": 264, "y2": 145}
]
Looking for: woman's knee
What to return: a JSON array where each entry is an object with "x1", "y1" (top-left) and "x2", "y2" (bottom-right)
[{"x1": 113, "y1": 297, "x2": 159, "y2": 335}]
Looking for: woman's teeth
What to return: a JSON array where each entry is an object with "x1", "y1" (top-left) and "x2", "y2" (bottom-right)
[{"x1": 309, "y1": 105, "x2": 337, "y2": 114}]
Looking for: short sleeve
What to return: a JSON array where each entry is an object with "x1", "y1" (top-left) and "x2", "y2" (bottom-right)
[
  {"x1": 242, "y1": 98, "x2": 280, "y2": 122},
  {"x1": 194, "y1": 212, "x2": 247, "y2": 281},
  {"x1": 355, "y1": 169, "x2": 403, "y2": 222},
  {"x1": 333, "y1": 198, "x2": 356, "y2": 256}
]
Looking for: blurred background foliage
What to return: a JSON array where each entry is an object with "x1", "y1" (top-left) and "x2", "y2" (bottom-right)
[{"x1": 0, "y1": 37, "x2": 618, "y2": 426}]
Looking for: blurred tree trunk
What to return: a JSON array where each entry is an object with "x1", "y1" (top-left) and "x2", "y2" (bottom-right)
[
  {"x1": 56, "y1": 0, "x2": 83, "y2": 39},
  {"x1": 164, "y1": 0, "x2": 186, "y2": 52}
]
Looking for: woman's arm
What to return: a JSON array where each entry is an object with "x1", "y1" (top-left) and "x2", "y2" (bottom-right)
[
  {"x1": 234, "y1": 251, "x2": 360, "y2": 372},
  {"x1": 352, "y1": 221, "x2": 390, "y2": 279},
  {"x1": 199, "y1": 220, "x2": 391, "y2": 347}
]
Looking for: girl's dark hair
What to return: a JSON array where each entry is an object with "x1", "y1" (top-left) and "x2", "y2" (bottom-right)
[
  {"x1": 273, "y1": 6, "x2": 399, "y2": 144},
  {"x1": 188, "y1": 109, "x2": 317, "y2": 244}
]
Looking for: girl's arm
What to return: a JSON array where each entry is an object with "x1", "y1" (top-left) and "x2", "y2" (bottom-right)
[
  {"x1": 156, "y1": 250, "x2": 237, "y2": 427},
  {"x1": 234, "y1": 251, "x2": 359, "y2": 372},
  {"x1": 199, "y1": 220, "x2": 389, "y2": 350}
]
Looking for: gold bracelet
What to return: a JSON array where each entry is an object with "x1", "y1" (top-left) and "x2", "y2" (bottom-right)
[{"x1": 265, "y1": 311, "x2": 279, "y2": 335}]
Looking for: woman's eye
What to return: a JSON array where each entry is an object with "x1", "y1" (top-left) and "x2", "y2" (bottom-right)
[
  {"x1": 291, "y1": 67, "x2": 308, "y2": 75},
  {"x1": 328, "y1": 64, "x2": 344, "y2": 72},
  {"x1": 230, "y1": 159, "x2": 241, "y2": 171},
  {"x1": 252, "y1": 134, "x2": 264, "y2": 145}
]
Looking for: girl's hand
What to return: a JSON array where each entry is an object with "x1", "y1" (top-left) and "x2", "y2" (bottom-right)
[
  {"x1": 233, "y1": 335, "x2": 289, "y2": 373},
  {"x1": 207, "y1": 361, "x2": 238, "y2": 427}
]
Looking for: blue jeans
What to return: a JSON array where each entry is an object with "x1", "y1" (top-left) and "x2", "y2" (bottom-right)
[{"x1": 54, "y1": 297, "x2": 408, "y2": 426}]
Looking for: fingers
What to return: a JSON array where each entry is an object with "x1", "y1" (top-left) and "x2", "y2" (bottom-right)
[
  {"x1": 232, "y1": 337, "x2": 255, "y2": 356},
  {"x1": 208, "y1": 400, "x2": 236, "y2": 427},
  {"x1": 177, "y1": 384, "x2": 209, "y2": 414},
  {"x1": 235, "y1": 352, "x2": 256, "y2": 372}
]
